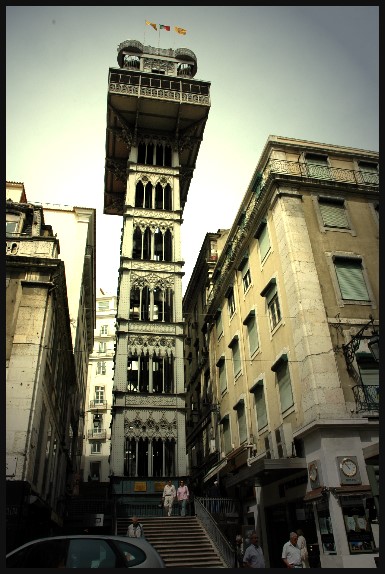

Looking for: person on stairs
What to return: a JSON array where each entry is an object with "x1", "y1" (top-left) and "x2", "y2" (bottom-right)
[
  {"x1": 177, "y1": 479, "x2": 190, "y2": 516},
  {"x1": 126, "y1": 516, "x2": 144, "y2": 538},
  {"x1": 162, "y1": 479, "x2": 176, "y2": 517}
]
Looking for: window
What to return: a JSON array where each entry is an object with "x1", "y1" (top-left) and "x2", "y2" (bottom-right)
[
  {"x1": 90, "y1": 442, "x2": 101, "y2": 454},
  {"x1": 94, "y1": 386, "x2": 105, "y2": 404},
  {"x1": 6, "y1": 214, "x2": 21, "y2": 235},
  {"x1": 255, "y1": 221, "x2": 270, "y2": 262},
  {"x1": 272, "y1": 355, "x2": 294, "y2": 413},
  {"x1": 226, "y1": 287, "x2": 236, "y2": 318},
  {"x1": 234, "y1": 399, "x2": 247, "y2": 443},
  {"x1": 318, "y1": 197, "x2": 350, "y2": 229},
  {"x1": 221, "y1": 415, "x2": 231, "y2": 454},
  {"x1": 358, "y1": 161, "x2": 378, "y2": 185},
  {"x1": 261, "y1": 280, "x2": 282, "y2": 331},
  {"x1": 98, "y1": 300, "x2": 109, "y2": 311},
  {"x1": 96, "y1": 361, "x2": 106, "y2": 375},
  {"x1": 98, "y1": 341, "x2": 107, "y2": 353},
  {"x1": 244, "y1": 311, "x2": 259, "y2": 356},
  {"x1": 100, "y1": 325, "x2": 108, "y2": 336},
  {"x1": 334, "y1": 258, "x2": 370, "y2": 301},
  {"x1": 305, "y1": 153, "x2": 329, "y2": 178},
  {"x1": 216, "y1": 311, "x2": 223, "y2": 339},
  {"x1": 251, "y1": 381, "x2": 268, "y2": 430},
  {"x1": 229, "y1": 336, "x2": 241, "y2": 378},
  {"x1": 217, "y1": 356, "x2": 227, "y2": 394},
  {"x1": 239, "y1": 255, "x2": 251, "y2": 292}
]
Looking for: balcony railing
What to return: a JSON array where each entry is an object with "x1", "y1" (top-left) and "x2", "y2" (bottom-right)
[
  {"x1": 206, "y1": 158, "x2": 378, "y2": 315},
  {"x1": 89, "y1": 400, "x2": 107, "y2": 410},
  {"x1": 352, "y1": 385, "x2": 379, "y2": 413},
  {"x1": 88, "y1": 429, "x2": 107, "y2": 440}
]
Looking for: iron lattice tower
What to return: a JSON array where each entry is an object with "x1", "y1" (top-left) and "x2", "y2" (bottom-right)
[{"x1": 104, "y1": 39, "x2": 210, "y2": 482}]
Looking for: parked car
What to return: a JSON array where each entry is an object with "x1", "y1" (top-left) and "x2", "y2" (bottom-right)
[{"x1": 6, "y1": 534, "x2": 165, "y2": 568}]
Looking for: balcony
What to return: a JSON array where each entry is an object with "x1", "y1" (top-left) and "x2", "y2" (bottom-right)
[
  {"x1": 352, "y1": 385, "x2": 379, "y2": 413},
  {"x1": 89, "y1": 400, "x2": 107, "y2": 410},
  {"x1": 88, "y1": 429, "x2": 107, "y2": 440}
]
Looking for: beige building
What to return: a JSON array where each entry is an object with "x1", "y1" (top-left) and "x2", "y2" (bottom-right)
[
  {"x1": 82, "y1": 289, "x2": 117, "y2": 482},
  {"x1": 183, "y1": 136, "x2": 379, "y2": 568},
  {"x1": 6, "y1": 183, "x2": 96, "y2": 549}
]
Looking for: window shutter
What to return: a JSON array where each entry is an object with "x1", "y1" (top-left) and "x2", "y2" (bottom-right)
[
  {"x1": 277, "y1": 363, "x2": 293, "y2": 412},
  {"x1": 319, "y1": 201, "x2": 349, "y2": 228},
  {"x1": 335, "y1": 260, "x2": 370, "y2": 300},
  {"x1": 258, "y1": 224, "x2": 270, "y2": 261}
]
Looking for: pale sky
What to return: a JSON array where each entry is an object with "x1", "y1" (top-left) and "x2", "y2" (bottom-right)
[{"x1": 6, "y1": 6, "x2": 379, "y2": 296}]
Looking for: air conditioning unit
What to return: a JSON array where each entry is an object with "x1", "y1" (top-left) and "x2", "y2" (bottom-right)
[{"x1": 275, "y1": 423, "x2": 293, "y2": 458}]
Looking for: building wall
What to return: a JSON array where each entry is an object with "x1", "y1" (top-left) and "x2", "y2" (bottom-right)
[
  {"x1": 184, "y1": 136, "x2": 379, "y2": 567},
  {"x1": 82, "y1": 290, "x2": 117, "y2": 482}
]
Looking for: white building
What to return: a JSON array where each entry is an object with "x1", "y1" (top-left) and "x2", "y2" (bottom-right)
[{"x1": 82, "y1": 289, "x2": 117, "y2": 482}]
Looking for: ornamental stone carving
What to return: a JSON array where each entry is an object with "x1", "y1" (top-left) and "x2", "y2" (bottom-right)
[{"x1": 124, "y1": 411, "x2": 177, "y2": 440}]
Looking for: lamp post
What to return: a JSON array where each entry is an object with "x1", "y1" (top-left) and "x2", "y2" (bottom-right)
[{"x1": 342, "y1": 315, "x2": 379, "y2": 367}]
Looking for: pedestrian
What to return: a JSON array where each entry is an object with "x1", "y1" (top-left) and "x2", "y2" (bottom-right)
[
  {"x1": 176, "y1": 479, "x2": 190, "y2": 516},
  {"x1": 126, "y1": 516, "x2": 144, "y2": 538},
  {"x1": 282, "y1": 531, "x2": 302, "y2": 568},
  {"x1": 296, "y1": 529, "x2": 309, "y2": 568},
  {"x1": 243, "y1": 531, "x2": 265, "y2": 568},
  {"x1": 162, "y1": 479, "x2": 176, "y2": 517},
  {"x1": 235, "y1": 534, "x2": 244, "y2": 568},
  {"x1": 208, "y1": 480, "x2": 221, "y2": 513}
]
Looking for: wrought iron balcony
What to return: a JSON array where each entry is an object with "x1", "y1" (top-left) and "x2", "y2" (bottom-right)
[
  {"x1": 352, "y1": 385, "x2": 379, "y2": 413},
  {"x1": 89, "y1": 400, "x2": 107, "y2": 410},
  {"x1": 88, "y1": 429, "x2": 107, "y2": 440}
]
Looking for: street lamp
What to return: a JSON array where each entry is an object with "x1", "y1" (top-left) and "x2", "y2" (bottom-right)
[{"x1": 342, "y1": 315, "x2": 379, "y2": 367}]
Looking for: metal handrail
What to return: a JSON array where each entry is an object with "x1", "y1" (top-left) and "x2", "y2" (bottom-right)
[{"x1": 195, "y1": 497, "x2": 235, "y2": 568}]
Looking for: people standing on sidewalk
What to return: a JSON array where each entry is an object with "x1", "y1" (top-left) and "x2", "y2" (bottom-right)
[
  {"x1": 162, "y1": 479, "x2": 176, "y2": 517},
  {"x1": 176, "y1": 479, "x2": 190, "y2": 516},
  {"x1": 282, "y1": 532, "x2": 302, "y2": 568},
  {"x1": 296, "y1": 529, "x2": 309, "y2": 568},
  {"x1": 243, "y1": 531, "x2": 265, "y2": 568},
  {"x1": 235, "y1": 534, "x2": 244, "y2": 568}
]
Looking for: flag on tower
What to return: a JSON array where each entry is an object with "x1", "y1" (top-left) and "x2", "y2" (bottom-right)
[
  {"x1": 174, "y1": 26, "x2": 187, "y2": 35},
  {"x1": 159, "y1": 24, "x2": 171, "y2": 31},
  {"x1": 145, "y1": 21, "x2": 157, "y2": 31}
]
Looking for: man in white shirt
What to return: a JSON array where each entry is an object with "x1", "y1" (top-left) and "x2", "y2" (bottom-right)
[
  {"x1": 243, "y1": 531, "x2": 265, "y2": 568},
  {"x1": 126, "y1": 516, "x2": 143, "y2": 538},
  {"x1": 162, "y1": 479, "x2": 176, "y2": 517},
  {"x1": 282, "y1": 532, "x2": 302, "y2": 568}
]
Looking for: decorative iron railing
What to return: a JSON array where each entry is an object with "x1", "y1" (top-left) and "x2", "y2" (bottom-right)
[
  {"x1": 206, "y1": 159, "x2": 378, "y2": 314},
  {"x1": 194, "y1": 497, "x2": 235, "y2": 568},
  {"x1": 87, "y1": 429, "x2": 107, "y2": 440},
  {"x1": 89, "y1": 400, "x2": 108, "y2": 410},
  {"x1": 352, "y1": 385, "x2": 379, "y2": 412}
]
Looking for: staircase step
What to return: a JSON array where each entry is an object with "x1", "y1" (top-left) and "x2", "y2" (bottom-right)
[{"x1": 117, "y1": 516, "x2": 227, "y2": 568}]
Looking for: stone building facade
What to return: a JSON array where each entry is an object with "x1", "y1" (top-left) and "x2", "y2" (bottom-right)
[
  {"x1": 6, "y1": 182, "x2": 96, "y2": 550},
  {"x1": 183, "y1": 136, "x2": 379, "y2": 568}
]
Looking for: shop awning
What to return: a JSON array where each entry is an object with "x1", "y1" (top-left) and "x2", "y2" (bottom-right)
[{"x1": 203, "y1": 458, "x2": 228, "y2": 483}]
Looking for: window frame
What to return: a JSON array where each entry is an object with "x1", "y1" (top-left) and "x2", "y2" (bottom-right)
[{"x1": 332, "y1": 255, "x2": 372, "y2": 304}]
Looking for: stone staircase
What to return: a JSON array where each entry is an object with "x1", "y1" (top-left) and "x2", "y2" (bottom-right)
[{"x1": 117, "y1": 516, "x2": 228, "y2": 568}]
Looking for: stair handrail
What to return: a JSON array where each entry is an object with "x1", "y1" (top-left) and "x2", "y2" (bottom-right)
[{"x1": 195, "y1": 496, "x2": 235, "y2": 568}]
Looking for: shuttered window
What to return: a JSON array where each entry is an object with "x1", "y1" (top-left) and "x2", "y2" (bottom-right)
[
  {"x1": 276, "y1": 361, "x2": 293, "y2": 413},
  {"x1": 319, "y1": 199, "x2": 349, "y2": 228},
  {"x1": 246, "y1": 315, "x2": 259, "y2": 356},
  {"x1": 256, "y1": 222, "x2": 270, "y2": 262},
  {"x1": 253, "y1": 383, "x2": 268, "y2": 430},
  {"x1": 334, "y1": 258, "x2": 370, "y2": 301}
]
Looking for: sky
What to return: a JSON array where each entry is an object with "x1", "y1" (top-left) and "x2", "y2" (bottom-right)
[{"x1": 6, "y1": 6, "x2": 379, "y2": 296}]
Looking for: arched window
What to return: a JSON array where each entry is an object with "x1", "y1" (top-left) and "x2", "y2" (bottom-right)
[
  {"x1": 164, "y1": 229, "x2": 173, "y2": 261},
  {"x1": 135, "y1": 181, "x2": 144, "y2": 207},
  {"x1": 132, "y1": 227, "x2": 142, "y2": 259},
  {"x1": 155, "y1": 183, "x2": 163, "y2": 209},
  {"x1": 138, "y1": 142, "x2": 146, "y2": 164},
  {"x1": 164, "y1": 145, "x2": 172, "y2": 167},
  {"x1": 144, "y1": 182, "x2": 152, "y2": 208},
  {"x1": 164, "y1": 184, "x2": 172, "y2": 210}
]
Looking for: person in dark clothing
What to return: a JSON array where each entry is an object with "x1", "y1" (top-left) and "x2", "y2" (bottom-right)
[{"x1": 208, "y1": 480, "x2": 221, "y2": 513}]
